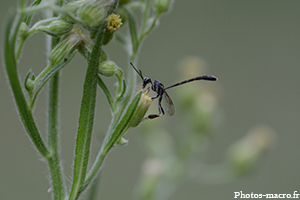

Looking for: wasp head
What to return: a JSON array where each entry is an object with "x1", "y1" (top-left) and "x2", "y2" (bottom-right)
[{"x1": 143, "y1": 77, "x2": 152, "y2": 88}]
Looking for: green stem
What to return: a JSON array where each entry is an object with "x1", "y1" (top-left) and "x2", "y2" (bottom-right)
[
  {"x1": 23, "y1": 0, "x2": 42, "y2": 25},
  {"x1": 23, "y1": 4, "x2": 83, "y2": 26},
  {"x1": 3, "y1": 10, "x2": 49, "y2": 158},
  {"x1": 109, "y1": 61, "x2": 136, "y2": 129},
  {"x1": 107, "y1": 0, "x2": 159, "y2": 141},
  {"x1": 86, "y1": 174, "x2": 101, "y2": 200},
  {"x1": 141, "y1": 0, "x2": 151, "y2": 34},
  {"x1": 16, "y1": 38, "x2": 25, "y2": 60},
  {"x1": 139, "y1": 12, "x2": 160, "y2": 43},
  {"x1": 16, "y1": 0, "x2": 44, "y2": 60},
  {"x1": 23, "y1": 3, "x2": 52, "y2": 15},
  {"x1": 68, "y1": 20, "x2": 107, "y2": 200},
  {"x1": 46, "y1": 1, "x2": 65, "y2": 198},
  {"x1": 46, "y1": 34, "x2": 65, "y2": 200},
  {"x1": 47, "y1": 72, "x2": 65, "y2": 200},
  {"x1": 80, "y1": 149, "x2": 107, "y2": 196},
  {"x1": 81, "y1": 90, "x2": 142, "y2": 196},
  {"x1": 29, "y1": 51, "x2": 76, "y2": 109},
  {"x1": 34, "y1": 63, "x2": 54, "y2": 85},
  {"x1": 109, "y1": 6, "x2": 140, "y2": 127}
]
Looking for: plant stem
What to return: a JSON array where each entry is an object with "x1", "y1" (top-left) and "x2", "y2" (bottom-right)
[
  {"x1": 141, "y1": 0, "x2": 151, "y2": 34},
  {"x1": 46, "y1": 33, "x2": 65, "y2": 200},
  {"x1": 81, "y1": 90, "x2": 142, "y2": 196},
  {"x1": 47, "y1": 74, "x2": 65, "y2": 200},
  {"x1": 34, "y1": 63, "x2": 54, "y2": 85},
  {"x1": 46, "y1": 1, "x2": 65, "y2": 198},
  {"x1": 16, "y1": 38, "x2": 25, "y2": 60},
  {"x1": 29, "y1": 51, "x2": 76, "y2": 110},
  {"x1": 68, "y1": 20, "x2": 107, "y2": 200}
]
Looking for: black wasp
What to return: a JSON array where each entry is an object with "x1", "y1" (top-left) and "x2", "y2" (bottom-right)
[{"x1": 130, "y1": 62, "x2": 218, "y2": 119}]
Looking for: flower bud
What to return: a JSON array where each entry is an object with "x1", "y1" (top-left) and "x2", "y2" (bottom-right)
[
  {"x1": 98, "y1": 61, "x2": 122, "y2": 78},
  {"x1": 30, "y1": 18, "x2": 73, "y2": 37},
  {"x1": 117, "y1": 137, "x2": 128, "y2": 146},
  {"x1": 103, "y1": 14, "x2": 123, "y2": 45},
  {"x1": 191, "y1": 92, "x2": 218, "y2": 134},
  {"x1": 129, "y1": 90, "x2": 152, "y2": 127},
  {"x1": 99, "y1": 51, "x2": 108, "y2": 63},
  {"x1": 154, "y1": 0, "x2": 171, "y2": 14},
  {"x1": 49, "y1": 30, "x2": 84, "y2": 65},
  {"x1": 25, "y1": 71, "x2": 35, "y2": 92},
  {"x1": 107, "y1": 14, "x2": 123, "y2": 32},
  {"x1": 176, "y1": 56, "x2": 208, "y2": 109},
  {"x1": 19, "y1": 22, "x2": 29, "y2": 39},
  {"x1": 25, "y1": 78, "x2": 35, "y2": 92},
  {"x1": 136, "y1": 158, "x2": 164, "y2": 199},
  {"x1": 60, "y1": 3, "x2": 81, "y2": 24},
  {"x1": 226, "y1": 125, "x2": 276, "y2": 176},
  {"x1": 77, "y1": 1, "x2": 108, "y2": 27}
]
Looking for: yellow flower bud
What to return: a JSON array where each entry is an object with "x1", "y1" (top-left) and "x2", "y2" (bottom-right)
[
  {"x1": 129, "y1": 89, "x2": 152, "y2": 127},
  {"x1": 102, "y1": 14, "x2": 123, "y2": 45},
  {"x1": 107, "y1": 14, "x2": 122, "y2": 32}
]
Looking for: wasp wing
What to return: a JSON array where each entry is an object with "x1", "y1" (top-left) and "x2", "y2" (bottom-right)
[{"x1": 163, "y1": 91, "x2": 175, "y2": 116}]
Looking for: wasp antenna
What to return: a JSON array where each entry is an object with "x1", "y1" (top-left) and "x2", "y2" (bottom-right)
[
  {"x1": 164, "y1": 75, "x2": 218, "y2": 90},
  {"x1": 139, "y1": 69, "x2": 143, "y2": 77},
  {"x1": 202, "y1": 75, "x2": 218, "y2": 81},
  {"x1": 130, "y1": 62, "x2": 144, "y2": 80}
]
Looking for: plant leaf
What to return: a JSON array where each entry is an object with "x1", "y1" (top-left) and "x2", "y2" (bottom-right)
[
  {"x1": 79, "y1": 90, "x2": 142, "y2": 195},
  {"x1": 30, "y1": 51, "x2": 76, "y2": 109},
  {"x1": 68, "y1": 20, "x2": 107, "y2": 200},
  {"x1": 3, "y1": 12, "x2": 49, "y2": 158},
  {"x1": 97, "y1": 75, "x2": 113, "y2": 109}
]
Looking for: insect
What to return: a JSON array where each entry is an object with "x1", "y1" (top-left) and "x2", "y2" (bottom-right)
[{"x1": 130, "y1": 62, "x2": 218, "y2": 120}]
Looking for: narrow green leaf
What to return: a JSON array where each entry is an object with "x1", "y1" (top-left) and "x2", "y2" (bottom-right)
[
  {"x1": 3, "y1": 13, "x2": 49, "y2": 158},
  {"x1": 124, "y1": 7, "x2": 139, "y2": 54},
  {"x1": 79, "y1": 90, "x2": 142, "y2": 195},
  {"x1": 97, "y1": 75, "x2": 113, "y2": 110},
  {"x1": 68, "y1": 20, "x2": 107, "y2": 200},
  {"x1": 30, "y1": 51, "x2": 76, "y2": 109},
  {"x1": 103, "y1": 90, "x2": 142, "y2": 152},
  {"x1": 116, "y1": 78, "x2": 127, "y2": 101}
]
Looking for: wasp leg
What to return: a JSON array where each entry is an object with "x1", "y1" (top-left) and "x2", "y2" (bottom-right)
[
  {"x1": 143, "y1": 113, "x2": 163, "y2": 120},
  {"x1": 157, "y1": 94, "x2": 164, "y2": 115},
  {"x1": 151, "y1": 93, "x2": 160, "y2": 100},
  {"x1": 143, "y1": 95, "x2": 165, "y2": 120}
]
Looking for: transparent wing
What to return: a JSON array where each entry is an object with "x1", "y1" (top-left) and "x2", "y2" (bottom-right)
[{"x1": 163, "y1": 91, "x2": 175, "y2": 116}]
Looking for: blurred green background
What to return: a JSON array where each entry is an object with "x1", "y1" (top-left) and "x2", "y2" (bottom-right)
[{"x1": 1, "y1": 1, "x2": 300, "y2": 199}]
